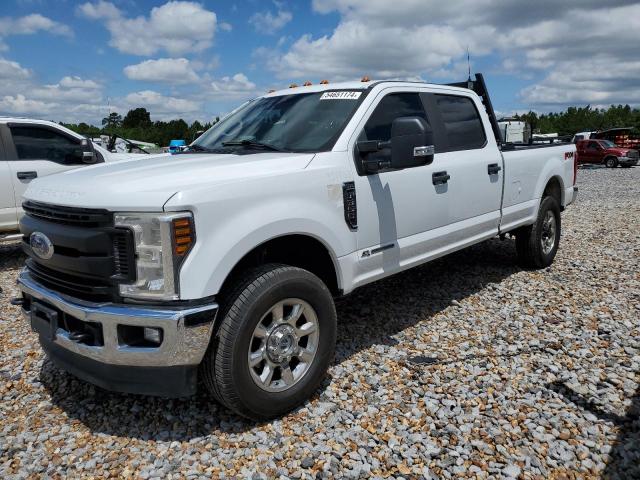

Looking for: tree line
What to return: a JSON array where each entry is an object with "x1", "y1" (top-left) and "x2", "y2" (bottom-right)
[
  {"x1": 515, "y1": 105, "x2": 640, "y2": 137},
  {"x1": 62, "y1": 108, "x2": 219, "y2": 147}
]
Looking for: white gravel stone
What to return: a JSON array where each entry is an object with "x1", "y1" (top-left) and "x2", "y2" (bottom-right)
[{"x1": 1, "y1": 166, "x2": 639, "y2": 478}]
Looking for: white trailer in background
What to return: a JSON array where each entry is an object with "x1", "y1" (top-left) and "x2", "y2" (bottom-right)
[{"x1": 498, "y1": 118, "x2": 531, "y2": 144}]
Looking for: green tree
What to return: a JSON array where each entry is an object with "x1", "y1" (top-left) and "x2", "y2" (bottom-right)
[
  {"x1": 122, "y1": 108, "x2": 152, "y2": 129},
  {"x1": 101, "y1": 112, "x2": 122, "y2": 130}
]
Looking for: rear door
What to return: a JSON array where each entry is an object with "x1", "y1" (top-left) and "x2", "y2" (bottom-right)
[
  {"x1": 423, "y1": 92, "x2": 503, "y2": 244},
  {"x1": 0, "y1": 131, "x2": 17, "y2": 231},
  {"x1": 2, "y1": 124, "x2": 88, "y2": 217}
]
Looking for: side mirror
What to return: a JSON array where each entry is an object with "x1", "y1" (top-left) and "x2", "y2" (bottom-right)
[
  {"x1": 390, "y1": 117, "x2": 434, "y2": 169},
  {"x1": 79, "y1": 138, "x2": 97, "y2": 163}
]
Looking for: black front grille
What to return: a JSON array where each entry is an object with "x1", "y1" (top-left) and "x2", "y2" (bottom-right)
[
  {"x1": 21, "y1": 202, "x2": 135, "y2": 302},
  {"x1": 27, "y1": 260, "x2": 115, "y2": 302},
  {"x1": 23, "y1": 201, "x2": 112, "y2": 227}
]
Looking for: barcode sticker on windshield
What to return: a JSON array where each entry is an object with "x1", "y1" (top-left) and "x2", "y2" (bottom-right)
[{"x1": 320, "y1": 91, "x2": 362, "y2": 100}]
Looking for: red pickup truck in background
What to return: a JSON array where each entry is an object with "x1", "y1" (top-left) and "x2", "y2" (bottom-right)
[{"x1": 576, "y1": 139, "x2": 639, "y2": 168}]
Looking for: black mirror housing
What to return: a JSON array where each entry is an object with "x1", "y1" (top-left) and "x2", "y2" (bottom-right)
[
  {"x1": 80, "y1": 138, "x2": 97, "y2": 163},
  {"x1": 390, "y1": 117, "x2": 434, "y2": 169}
]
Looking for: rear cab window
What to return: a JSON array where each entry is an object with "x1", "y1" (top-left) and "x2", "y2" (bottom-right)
[{"x1": 432, "y1": 94, "x2": 486, "y2": 152}]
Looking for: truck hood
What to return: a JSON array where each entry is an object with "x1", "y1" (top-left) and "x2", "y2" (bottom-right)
[{"x1": 23, "y1": 152, "x2": 315, "y2": 210}]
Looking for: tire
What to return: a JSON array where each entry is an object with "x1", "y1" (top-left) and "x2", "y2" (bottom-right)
[
  {"x1": 201, "y1": 263, "x2": 336, "y2": 420},
  {"x1": 605, "y1": 156, "x2": 618, "y2": 168},
  {"x1": 515, "y1": 196, "x2": 561, "y2": 269}
]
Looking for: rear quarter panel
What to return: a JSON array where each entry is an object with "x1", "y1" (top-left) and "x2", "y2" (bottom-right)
[{"x1": 500, "y1": 144, "x2": 576, "y2": 233}]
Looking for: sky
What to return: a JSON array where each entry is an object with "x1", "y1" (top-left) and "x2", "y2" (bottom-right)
[{"x1": 1, "y1": 0, "x2": 639, "y2": 125}]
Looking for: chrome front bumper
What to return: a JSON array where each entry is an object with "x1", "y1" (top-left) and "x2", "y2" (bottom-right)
[{"x1": 17, "y1": 270, "x2": 218, "y2": 368}]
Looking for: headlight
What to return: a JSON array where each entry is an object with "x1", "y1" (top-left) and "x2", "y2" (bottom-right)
[{"x1": 114, "y1": 212, "x2": 195, "y2": 300}]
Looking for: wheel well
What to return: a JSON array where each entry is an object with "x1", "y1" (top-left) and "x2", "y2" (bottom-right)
[
  {"x1": 221, "y1": 235, "x2": 340, "y2": 296},
  {"x1": 543, "y1": 177, "x2": 562, "y2": 207}
]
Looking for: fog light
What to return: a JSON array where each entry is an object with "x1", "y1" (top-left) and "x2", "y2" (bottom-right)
[{"x1": 143, "y1": 327, "x2": 163, "y2": 345}]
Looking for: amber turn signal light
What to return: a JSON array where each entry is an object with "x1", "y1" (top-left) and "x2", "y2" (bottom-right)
[{"x1": 172, "y1": 217, "x2": 194, "y2": 256}]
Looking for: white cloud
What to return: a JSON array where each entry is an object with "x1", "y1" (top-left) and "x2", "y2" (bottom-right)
[
  {"x1": 0, "y1": 70, "x2": 106, "y2": 121},
  {"x1": 124, "y1": 90, "x2": 200, "y2": 114},
  {"x1": 124, "y1": 58, "x2": 200, "y2": 84},
  {"x1": 0, "y1": 13, "x2": 72, "y2": 52},
  {"x1": 249, "y1": 8, "x2": 292, "y2": 34},
  {"x1": 78, "y1": 1, "x2": 218, "y2": 56},
  {"x1": 0, "y1": 13, "x2": 72, "y2": 37},
  {"x1": 0, "y1": 94, "x2": 48, "y2": 114},
  {"x1": 210, "y1": 73, "x2": 257, "y2": 97},
  {"x1": 31, "y1": 76, "x2": 103, "y2": 103},
  {"x1": 77, "y1": 0, "x2": 121, "y2": 20},
  {"x1": 264, "y1": 0, "x2": 640, "y2": 108},
  {"x1": 0, "y1": 57, "x2": 32, "y2": 80}
]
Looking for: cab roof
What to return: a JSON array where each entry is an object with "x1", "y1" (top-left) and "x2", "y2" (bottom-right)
[{"x1": 262, "y1": 79, "x2": 474, "y2": 98}]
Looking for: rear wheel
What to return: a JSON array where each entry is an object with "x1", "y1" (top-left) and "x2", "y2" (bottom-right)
[
  {"x1": 201, "y1": 264, "x2": 336, "y2": 420},
  {"x1": 515, "y1": 196, "x2": 561, "y2": 269},
  {"x1": 605, "y1": 156, "x2": 618, "y2": 168}
]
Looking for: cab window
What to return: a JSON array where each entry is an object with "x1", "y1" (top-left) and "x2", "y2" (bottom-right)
[
  {"x1": 434, "y1": 94, "x2": 486, "y2": 151},
  {"x1": 10, "y1": 127, "x2": 82, "y2": 164},
  {"x1": 358, "y1": 93, "x2": 431, "y2": 168}
]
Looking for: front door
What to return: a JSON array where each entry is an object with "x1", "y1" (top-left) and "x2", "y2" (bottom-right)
[
  {"x1": 582, "y1": 141, "x2": 603, "y2": 164},
  {"x1": 4, "y1": 125, "x2": 87, "y2": 218},
  {"x1": 348, "y1": 90, "x2": 452, "y2": 288}
]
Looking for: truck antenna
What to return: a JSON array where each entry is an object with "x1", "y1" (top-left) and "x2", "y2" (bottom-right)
[{"x1": 467, "y1": 47, "x2": 473, "y2": 88}]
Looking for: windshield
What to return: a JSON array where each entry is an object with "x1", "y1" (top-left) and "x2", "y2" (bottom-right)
[
  {"x1": 192, "y1": 91, "x2": 364, "y2": 153},
  {"x1": 601, "y1": 140, "x2": 617, "y2": 148}
]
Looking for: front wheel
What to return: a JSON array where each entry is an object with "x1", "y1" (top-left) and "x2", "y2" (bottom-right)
[
  {"x1": 605, "y1": 157, "x2": 618, "y2": 168},
  {"x1": 201, "y1": 264, "x2": 336, "y2": 420},
  {"x1": 515, "y1": 196, "x2": 561, "y2": 269}
]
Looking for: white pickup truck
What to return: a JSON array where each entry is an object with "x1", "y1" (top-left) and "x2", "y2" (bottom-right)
[
  {"x1": 14, "y1": 74, "x2": 578, "y2": 419},
  {"x1": 0, "y1": 118, "x2": 149, "y2": 241}
]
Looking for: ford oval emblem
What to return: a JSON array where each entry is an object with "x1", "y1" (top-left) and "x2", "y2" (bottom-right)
[{"x1": 30, "y1": 232, "x2": 54, "y2": 260}]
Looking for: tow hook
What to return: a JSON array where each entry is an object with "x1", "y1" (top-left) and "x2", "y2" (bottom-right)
[{"x1": 10, "y1": 297, "x2": 24, "y2": 306}]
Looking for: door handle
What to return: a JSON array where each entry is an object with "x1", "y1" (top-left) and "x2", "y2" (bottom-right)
[
  {"x1": 432, "y1": 171, "x2": 450, "y2": 185},
  {"x1": 17, "y1": 171, "x2": 38, "y2": 180},
  {"x1": 487, "y1": 163, "x2": 502, "y2": 175}
]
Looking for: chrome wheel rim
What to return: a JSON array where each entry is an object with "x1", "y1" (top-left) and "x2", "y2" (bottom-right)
[
  {"x1": 541, "y1": 210, "x2": 556, "y2": 255},
  {"x1": 248, "y1": 298, "x2": 320, "y2": 392}
]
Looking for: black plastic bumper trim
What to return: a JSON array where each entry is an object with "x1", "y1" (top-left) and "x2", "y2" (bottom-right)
[{"x1": 41, "y1": 336, "x2": 198, "y2": 398}]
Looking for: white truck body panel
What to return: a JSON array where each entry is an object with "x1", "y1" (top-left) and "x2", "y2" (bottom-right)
[{"x1": 21, "y1": 80, "x2": 577, "y2": 299}]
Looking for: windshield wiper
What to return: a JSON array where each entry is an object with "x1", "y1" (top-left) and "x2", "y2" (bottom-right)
[
  {"x1": 186, "y1": 143, "x2": 216, "y2": 153},
  {"x1": 222, "y1": 139, "x2": 285, "y2": 152}
]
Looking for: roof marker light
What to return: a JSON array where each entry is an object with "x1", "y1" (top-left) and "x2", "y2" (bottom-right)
[
  {"x1": 319, "y1": 80, "x2": 329, "y2": 85},
  {"x1": 303, "y1": 81, "x2": 312, "y2": 86},
  {"x1": 289, "y1": 83, "x2": 298, "y2": 88},
  {"x1": 268, "y1": 89, "x2": 276, "y2": 93},
  {"x1": 361, "y1": 76, "x2": 371, "y2": 82}
]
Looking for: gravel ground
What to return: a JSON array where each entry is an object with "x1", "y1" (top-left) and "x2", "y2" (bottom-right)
[{"x1": 1, "y1": 166, "x2": 639, "y2": 479}]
